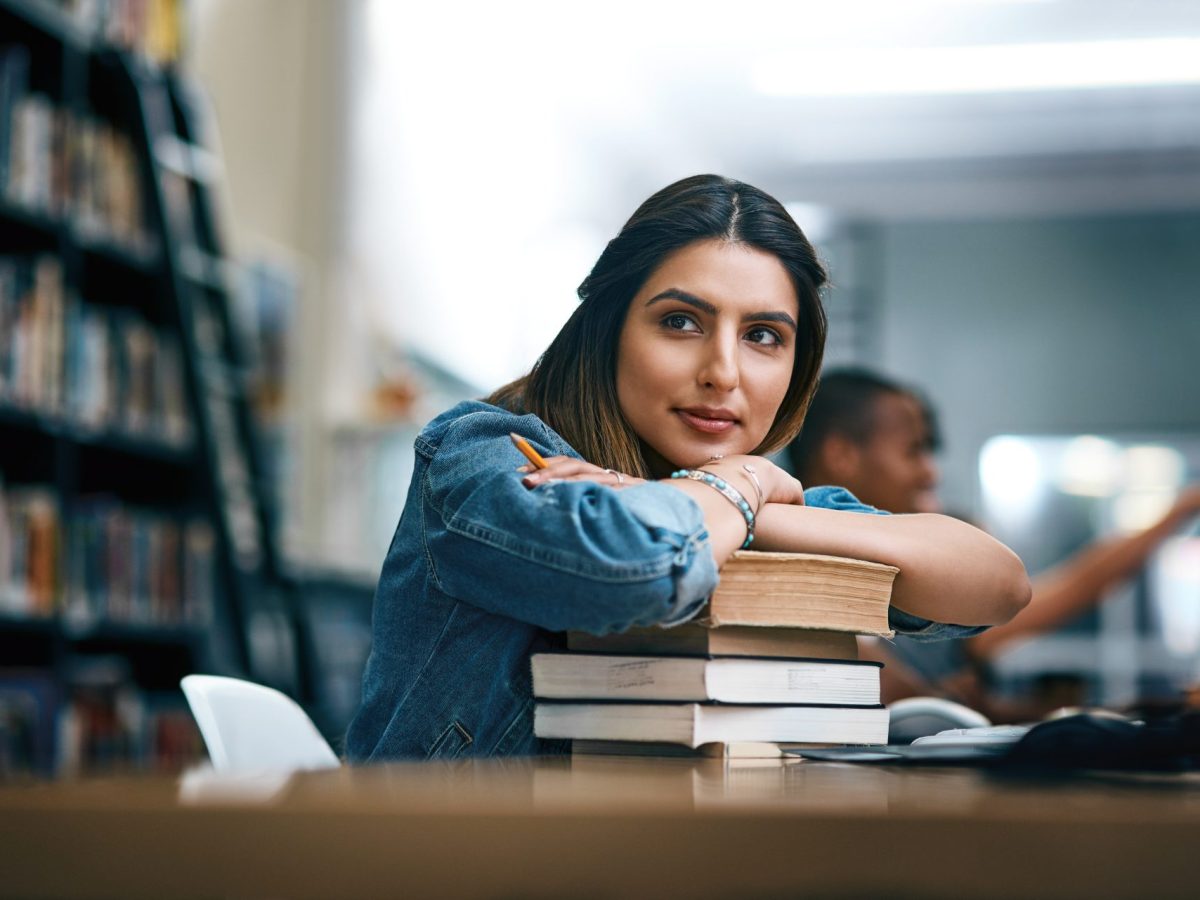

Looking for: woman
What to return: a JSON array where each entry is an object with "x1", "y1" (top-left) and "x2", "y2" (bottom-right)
[{"x1": 346, "y1": 175, "x2": 1030, "y2": 762}]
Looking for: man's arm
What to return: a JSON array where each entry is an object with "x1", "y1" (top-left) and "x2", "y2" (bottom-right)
[{"x1": 968, "y1": 486, "x2": 1200, "y2": 660}]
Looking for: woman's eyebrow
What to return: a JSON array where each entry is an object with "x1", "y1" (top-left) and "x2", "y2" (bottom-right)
[
  {"x1": 749, "y1": 310, "x2": 798, "y2": 332},
  {"x1": 646, "y1": 288, "x2": 797, "y2": 332},
  {"x1": 645, "y1": 288, "x2": 716, "y2": 316}
]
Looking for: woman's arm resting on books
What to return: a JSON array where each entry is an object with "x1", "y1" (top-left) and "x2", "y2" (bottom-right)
[
  {"x1": 526, "y1": 454, "x2": 807, "y2": 570},
  {"x1": 753, "y1": 505, "x2": 1032, "y2": 626}
]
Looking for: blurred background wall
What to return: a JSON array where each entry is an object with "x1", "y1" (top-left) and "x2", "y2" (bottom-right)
[{"x1": 880, "y1": 214, "x2": 1200, "y2": 513}]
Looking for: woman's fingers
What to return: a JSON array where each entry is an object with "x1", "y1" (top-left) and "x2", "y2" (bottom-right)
[
  {"x1": 521, "y1": 457, "x2": 641, "y2": 489},
  {"x1": 766, "y1": 465, "x2": 806, "y2": 507}
]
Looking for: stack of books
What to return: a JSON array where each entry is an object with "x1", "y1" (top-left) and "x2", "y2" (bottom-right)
[{"x1": 532, "y1": 551, "x2": 898, "y2": 756}]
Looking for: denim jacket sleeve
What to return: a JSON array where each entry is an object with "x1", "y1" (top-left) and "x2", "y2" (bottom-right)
[
  {"x1": 803, "y1": 485, "x2": 989, "y2": 643},
  {"x1": 418, "y1": 403, "x2": 718, "y2": 635}
]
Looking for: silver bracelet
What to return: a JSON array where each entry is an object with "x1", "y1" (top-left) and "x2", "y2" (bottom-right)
[
  {"x1": 740, "y1": 463, "x2": 765, "y2": 511},
  {"x1": 670, "y1": 468, "x2": 755, "y2": 549}
]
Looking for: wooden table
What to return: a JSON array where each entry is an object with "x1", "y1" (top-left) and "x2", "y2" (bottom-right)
[{"x1": 2, "y1": 756, "x2": 1199, "y2": 899}]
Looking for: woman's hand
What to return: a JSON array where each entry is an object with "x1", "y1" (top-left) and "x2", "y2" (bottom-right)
[
  {"x1": 519, "y1": 457, "x2": 646, "y2": 490},
  {"x1": 699, "y1": 455, "x2": 806, "y2": 510}
]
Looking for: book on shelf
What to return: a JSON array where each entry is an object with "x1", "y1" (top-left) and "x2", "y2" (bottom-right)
[
  {"x1": 0, "y1": 255, "x2": 192, "y2": 445},
  {"x1": 532, "y1": 653, "x2": 881, "y2": 706},
  {"x1": 61, "y1": 0, "x2": 187, "y2": 66},
  {"x1": 0, "y1": 45, "x2": 31, "y2": 195},
  {"x1": 2, "y1": 73, "x2": 151, "y2": 251},
  {"x1": 0, "y1": 660, "x2": 204, "y2": 778},
  {"x1": 55, "y1": 656, "x2": 204, "y2": 777},
  {"x1": 535, "y1": 702, "x2": 889, "y2": 748},
  {"x1": 0, "y1": 484, "x2": 59, "y2": 617},
  {"x1": 0, "y1": 473, "x2": 216, "y2": 626},
  {"x1": 62, "y1": 499, "x2": 216, "y2": 629},
  {"x1": 0, "y1": 256, "x2": 64, "y2": 413},
  {"x1": 567, "y1": 623, "x2": 859, "y2": 660},
  {"x1": 0, "y1": 668, "x2": 58, "y2": 777},
  {"x1": 0, "y1": 475, "x2": 8, "y2": 607},
  {"x1": 700, "y1": 550, "x2": 898, "y2": 636}
]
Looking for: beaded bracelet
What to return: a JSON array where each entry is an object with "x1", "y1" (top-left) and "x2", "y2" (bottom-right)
[{"x1": 670, "y1": 468, "x2": 756, "y2": 549}]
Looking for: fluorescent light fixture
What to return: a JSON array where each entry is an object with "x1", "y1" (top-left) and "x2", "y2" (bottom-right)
[
  {"x1": 1057, "y1": 435, "x2": 1123, "y2": 498},
  {"x1": 1123, "y1": 444, "x2": 1186, "y2": 492},
  {"x1": 980, "y1": 435, "x2": 1044, "y2": 522},
  {"x1": 752, "y1": 38, "x2": 1200, "y2": 97}
]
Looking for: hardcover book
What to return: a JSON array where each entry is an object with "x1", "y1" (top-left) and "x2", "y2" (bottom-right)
[
  {"x1": 703, "y1": 551, "x2": 898, "y2": 636},
  {"x1": 567, "y1": 623, "x2": 859, "y2": 660},
  {"x1": 535, "y1": 702, "x2": 890, "y2": 748},
  {"x1": 532, "y1": 653, "x2": 881, "y2": 705}
]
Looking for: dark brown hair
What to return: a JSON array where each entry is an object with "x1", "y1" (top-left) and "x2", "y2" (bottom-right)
[{"x1": 488, "y1": 174, "x2": 827, "y2": 477}]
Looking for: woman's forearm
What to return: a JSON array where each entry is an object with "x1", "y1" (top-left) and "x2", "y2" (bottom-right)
[{"x1": 753, "y1": 504, "x2": 1031, "y2": 626}]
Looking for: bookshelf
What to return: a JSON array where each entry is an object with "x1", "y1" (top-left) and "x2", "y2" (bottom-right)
[{"x1": 0, "y1": 0, "x2": 282, "y2": 777}]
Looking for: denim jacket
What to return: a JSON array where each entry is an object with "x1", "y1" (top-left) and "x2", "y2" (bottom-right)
[{"x1": 345, "y1": 400, "x2": 983, "y2": 762}]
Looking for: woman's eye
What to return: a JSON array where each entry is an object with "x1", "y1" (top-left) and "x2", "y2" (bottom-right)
[
  {"x1": 746, "y1": 326, "x2": 783, "y2": 346},
  {"x1": 662, "y1": 313, "x2": 699, "y2": 332}
]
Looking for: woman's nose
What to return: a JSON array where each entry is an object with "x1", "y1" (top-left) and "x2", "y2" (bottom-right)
[{"x1": 699, "y1": 338, "x2": 740, "y2": 391}]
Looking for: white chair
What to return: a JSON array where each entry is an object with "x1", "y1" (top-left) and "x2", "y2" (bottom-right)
[{"x1": 181, "y1": 674, "x2": 341, "y2": 773}]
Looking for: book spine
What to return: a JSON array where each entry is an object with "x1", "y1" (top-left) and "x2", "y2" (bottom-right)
[
  {"x1": 0, "y1": 46, "x2": 31, "y2": 195},
  {"x1": 63, "y1": 500, "x2": 213, "y2": 628}
]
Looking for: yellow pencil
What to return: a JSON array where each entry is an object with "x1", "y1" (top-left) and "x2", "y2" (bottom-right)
[{"x1": 510, "y1": 432, "x2": 549, "y2": 470}]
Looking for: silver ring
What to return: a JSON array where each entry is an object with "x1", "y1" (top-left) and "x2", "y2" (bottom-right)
[
  {"x1": 708, "y1": 454, "x2": 725, "y2": 461},
  {"x1": 604, "y1": 468, "x2": 624, "y2": 484}
]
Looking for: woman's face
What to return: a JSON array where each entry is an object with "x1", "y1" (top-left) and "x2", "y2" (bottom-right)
[{"x1": 616, "y1": 238, "x2": 800, "y2": 475}]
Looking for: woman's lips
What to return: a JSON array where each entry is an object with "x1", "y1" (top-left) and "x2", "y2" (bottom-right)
[{"x1": 676, "y1": 409, "x2": 738, "y2": 434}]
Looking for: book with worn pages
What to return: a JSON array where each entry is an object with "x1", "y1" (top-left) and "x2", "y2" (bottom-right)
[
  {"x1": 532, "y1": 653, "x2": 881, "y2": 705},
  {"x1": 535, "y1": 702, "x2": 890, "y2": 748},
  {"x1": 703, "y1": 551, "x2": 898, "y2": 636},
  {"x1": 566, "y1": 623, "x2": 859, "y2": 661}
]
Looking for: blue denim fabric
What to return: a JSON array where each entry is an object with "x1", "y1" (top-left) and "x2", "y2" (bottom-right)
[{"x1": 345, "y1": 401, "x2": 982, "y2": 763}]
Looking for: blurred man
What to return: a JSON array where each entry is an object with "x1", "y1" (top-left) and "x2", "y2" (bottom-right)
[
  {"x1": 787, "y1": 369, "x2": 941, "y2": 517},
  {"x1": 788, "y1": 368, "x2": 1200, "y2": 719}
]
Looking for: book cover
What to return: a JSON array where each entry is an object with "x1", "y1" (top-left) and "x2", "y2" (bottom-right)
[
  {"x1": 535, "y1": 702, "x2": 890, "y2": 748},
  {"x1": 567, "y1": 623, "x2": 859, "y2": 660}
]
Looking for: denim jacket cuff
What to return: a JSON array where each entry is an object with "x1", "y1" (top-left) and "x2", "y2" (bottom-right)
[
  {"x1": 617, "y1": 482, "x2": 718, "y2": 626},
  {"x1": 888, "y1": 605, "x2": 988, "y2": 642}
]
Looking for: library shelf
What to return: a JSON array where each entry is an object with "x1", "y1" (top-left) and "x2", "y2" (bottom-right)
[
  {"x1": 0, "y1": 196, "x2": 64, "y2": 237},
  {"x1": 0, "y1": 0, "x2": 290, "y2": 779},
  {"x1": 0, "y1": 402, "x2": 195, "y2": 465}
]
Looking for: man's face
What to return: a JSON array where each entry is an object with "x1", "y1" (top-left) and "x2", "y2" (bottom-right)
[{"x1": 846, "y1": 392, "x2": 941, "y2": 514}]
